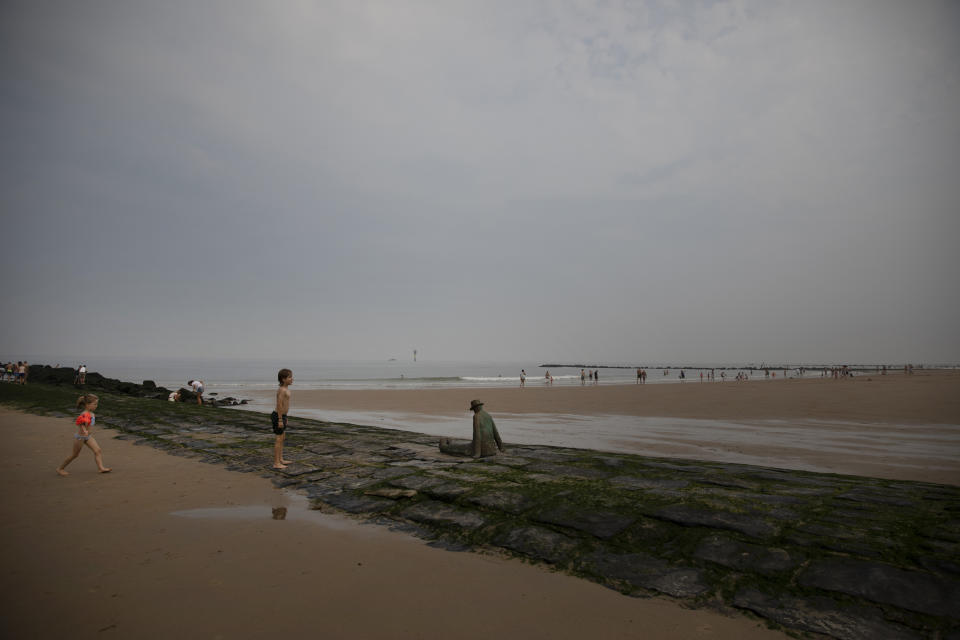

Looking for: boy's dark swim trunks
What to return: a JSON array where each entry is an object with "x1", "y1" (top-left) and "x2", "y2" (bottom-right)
[{"x1": 271, "y1": 411, "x2": 288, "y2": 435}]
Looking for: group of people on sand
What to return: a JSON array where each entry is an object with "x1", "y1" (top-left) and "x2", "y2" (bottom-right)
[{"x1": 2, "y1": 361, "x2": 29, "y2": 383}]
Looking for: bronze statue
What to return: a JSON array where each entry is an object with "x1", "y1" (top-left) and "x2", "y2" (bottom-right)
[{"x1": 439, "y1": 399, "x2": 505, "y2": 457}]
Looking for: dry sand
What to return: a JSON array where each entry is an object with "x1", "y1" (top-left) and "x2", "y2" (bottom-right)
[
  {"x1": 0, "y1": 407, "x2": 787, "y2": 639},
  {"x1": 252, "y1": 371, "x2": 960, "y2": 486}
]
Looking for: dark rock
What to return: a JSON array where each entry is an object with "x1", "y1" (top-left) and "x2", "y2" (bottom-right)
[
  {"x1": 368, "y1": 467, "x2": 417, "y2": 481},
  {"x1": 466, "y1": 491, "x2": 536, "y2": 514},
  {"x1": 732, "y1": 589, "x2": 921, "y2": 640},
  {"x1": 649, "y1": 504, "x2": 778, "y2": 539},
  {"x1": 534, "y1": 508, "x2": 634, "y2": 539},
  {"x1": 836, "y1": 488, "x2": 916, "y2": 507},
  {"x1": 274, "y1": 463, "x2": 320, "y2": 477},
  {"x1": 305, "y1": 443, "x2": 349, "y2": 456},
  {"x1": 321, "y1": 492, "x2": 395, "y2": 514},
  {"x1": 582, "y1": 551, "x2": 710, "y2": 598},
  {"x1": 798, "y1": 558, "x2": 960, "y2": 618},
  {"x1": 400, "y1": 501, "x2": 488, "y2": 529},
  {"x1": 142, "y1": 380, "x2": 156, "y2": 389},
  {"x1": 389, "y1": 475, "x2": 446, "y2": 491},
  {"x1": 694, "y1": 535, "x2": 801, "y2": 575},
  {"x1": 524, "y1": 462, "x2": 611, "y2": 480},
  {"x1": 422, "y1": 482, "x2": 471, "y2": 501},
  {"x1": 486, "y1": 456, "x2": 530, "y2": 467},
  {"x1": 426, "y1": 540, "x2": 473, "y2": 552},
  {"x1": 495, "y1": 526, "x2": 579, "y2": 564},
  {"x1": 609, "y1": 475, "x2": 689, "y2": 490}
]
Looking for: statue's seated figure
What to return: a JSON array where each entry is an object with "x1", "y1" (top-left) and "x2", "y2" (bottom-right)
[{"x1": 439, "y1": 399, "x2": 505, "y2": 458}]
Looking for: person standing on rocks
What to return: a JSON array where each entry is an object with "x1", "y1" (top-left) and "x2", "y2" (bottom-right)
[
  {"x1": 272, "y1": 368, "x2": 294, "y2": 469},
  {"x1": 438, "y1": 399, "x2": 505, "y2": 458},
  {"x1": 189, "y1": 379, "x2": 204, "y2": 405}
]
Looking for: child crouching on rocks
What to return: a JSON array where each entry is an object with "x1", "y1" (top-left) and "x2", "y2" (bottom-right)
[{"x1": 57, "y1": 394, "x2": 111, "y2": 476}]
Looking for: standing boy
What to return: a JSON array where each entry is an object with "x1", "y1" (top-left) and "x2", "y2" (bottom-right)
[{"x1": 272, "y1": 368, "x2": 293, "y2": 469}]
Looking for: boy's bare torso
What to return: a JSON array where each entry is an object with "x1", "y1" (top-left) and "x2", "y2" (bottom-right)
[{"x1": 276, "y1": 385, "x2": 291, "y2": 415}]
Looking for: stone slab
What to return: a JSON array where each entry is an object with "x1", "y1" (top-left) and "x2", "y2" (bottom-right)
[
  {"x1": 582, "y1": 552, "x2": 710, "y2": 598},
  {"x1": 400, "y1": 501, "x2": 488, "y2": 530},
  {"x1": 649, "y1": 504, "x2": 778, "y2": 539},
  {"x1": 524, "y1": 462, "x2": 611, "y2": 480},
  {"x1": 466, "y1": 491, "x2": 537, "y2": 514},
  {"x1": 609, "y1": 475, "x2": 689, "y2": 491},
  {"x1": 495, "y1": 526, "x2": 579, "y2": 564},
  {"x1": 798, "y1": 558, "x2": 960, "y2": 618},
  {"x1": 694, "y1": 535, "x2": 801, "y2": 575},
  {"x1": 534, "y1": 508, "x2": 634, "y2": 539},
  {"x1": 733, "y1": 589, "x2": 921, "y2": 640}
]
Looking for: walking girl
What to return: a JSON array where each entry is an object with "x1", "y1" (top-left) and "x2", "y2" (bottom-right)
[{"x1": 56, "y1": 394, "x2": 111, "y2": 475}]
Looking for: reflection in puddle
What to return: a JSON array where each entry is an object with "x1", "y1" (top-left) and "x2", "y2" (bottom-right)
[{"x1": 171, "y1": 492, "x2": 370, "y2": 533}]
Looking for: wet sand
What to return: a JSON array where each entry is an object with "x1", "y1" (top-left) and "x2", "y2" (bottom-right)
[
  {"x1": 276, "y1": 370, "x2": 960, "y2": 423},
  {"x1": 0, "y1": 407, "x2": 787, "y2": 639},
  {"x1": 246, "y1": 371, "x2": 960, "y2": 485}
]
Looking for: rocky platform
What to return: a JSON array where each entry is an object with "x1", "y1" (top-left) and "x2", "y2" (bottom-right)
[{"x1": 4, "y1": 384, "x2": 959, "y2": 639}]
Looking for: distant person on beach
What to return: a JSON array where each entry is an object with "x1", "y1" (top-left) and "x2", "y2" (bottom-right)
[
  {"x1": 438, "y1": 399, "x2": 505, "y2": 458},
  {"x1": 272, "y1": 368, "x2": 294, "y2": 469},
  {"x1": 594, "y1": 370, "x2": 599, "y2": 384},
  {"x1": 636, "y1": 368, "x2": 641, "y2": 384},
  {"x1": 545, "y1": 370, "x2": 551, "y2": 385},
  {"x1": 79, "y1": 364, "x2": 87, "y2": 384},
  {"x1": 189, "y1": 379, "x2": 204, "y2": 405},
  {"x1": 56, "y1": 394, "x2": 111, "y2": 476},
  {"x1": 580, "y1": 369, "x2": 586, "y2": 385},
  {"x1": 520, "y1": 369, "x2": 526, "y2": 387}
]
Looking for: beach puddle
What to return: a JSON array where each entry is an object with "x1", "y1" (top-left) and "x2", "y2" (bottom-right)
[{"x1": 170, "y1": 492, "x2": 370, "y2": 533}]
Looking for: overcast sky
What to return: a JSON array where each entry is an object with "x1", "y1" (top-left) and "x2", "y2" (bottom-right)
[{"x1": 2, "y1": 0, "x2": 958, "y2": 365}]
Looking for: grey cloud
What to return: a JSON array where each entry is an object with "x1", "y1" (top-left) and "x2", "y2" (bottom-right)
[{"x1": 1, "y1": 0, "x2": 958, "y2": 363}]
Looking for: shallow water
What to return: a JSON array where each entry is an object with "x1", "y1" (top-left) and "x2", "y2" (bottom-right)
[
  {"x1": 229, "y1": 402, "x2": 960, "y2": 483},
  {"x1": 170, "y1": 491, "x2": 386, "y2": 534}
]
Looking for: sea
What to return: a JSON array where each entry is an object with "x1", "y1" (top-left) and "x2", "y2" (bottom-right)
[{"x1": 30, "y1": 355, "x2": 843, "y2": 395}]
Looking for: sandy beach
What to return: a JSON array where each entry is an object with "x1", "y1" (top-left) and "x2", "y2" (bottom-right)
[
  {"x1": 246, "y1": 371, "x2": 960, "y2": 485},
  {"x1": 0, "y1": 406, "x2": 788, "y2": 639}
]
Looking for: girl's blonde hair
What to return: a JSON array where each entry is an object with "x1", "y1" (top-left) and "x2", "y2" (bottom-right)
[{"x1": 76, "y1": 394, "x2": 99, "y2": 411}]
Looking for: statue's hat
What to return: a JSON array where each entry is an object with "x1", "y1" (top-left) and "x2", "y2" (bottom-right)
[{"x1": 469, "y1": 399, "x2": 484, "y2": 410}]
